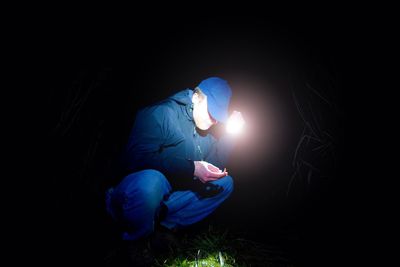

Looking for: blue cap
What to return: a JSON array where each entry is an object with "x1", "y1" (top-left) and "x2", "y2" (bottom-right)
[{"x1": 197, "y1": 77, "x2": 232, "y2": 123}]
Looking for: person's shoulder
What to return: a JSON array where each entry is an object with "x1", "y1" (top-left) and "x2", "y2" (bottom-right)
[
  {"x1": 140, "y1": 99, "x2": 177, "y2": 119},
  {"x1": 154, "y1": 99, "x2": 177, "y2": 113}
]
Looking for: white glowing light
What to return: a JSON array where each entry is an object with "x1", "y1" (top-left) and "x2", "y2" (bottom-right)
[{"x1": 226, "y1": 112, "x2": 245, "y2": 135}]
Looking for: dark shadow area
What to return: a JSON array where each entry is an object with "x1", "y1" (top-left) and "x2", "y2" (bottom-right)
[{"x1": 30, "y1": 14, "x2": 359, "y2": 266}]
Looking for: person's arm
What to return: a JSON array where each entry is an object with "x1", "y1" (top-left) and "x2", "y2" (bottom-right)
[
  {"x1": 205, "y1": 133, "x2": 237, "y2": 170},
  {"x1": 125, "y1": 106, "x2": 194, "y2": 180},
  {"x1": 205, "y1": 110, "x2": 244, "y2": 169}
]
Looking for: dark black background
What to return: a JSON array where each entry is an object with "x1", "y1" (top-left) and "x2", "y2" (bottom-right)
[{"x1": 13, "y1": 10, "x2": 378, "y2": 266}]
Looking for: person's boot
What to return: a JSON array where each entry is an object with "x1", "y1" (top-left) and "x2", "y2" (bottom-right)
[
  {"x1": 121, "y1": 238, "x2": 155, "y2": 267},
  {"x1": 150, "y1": 224, "x2": 182, "y2": 255}
]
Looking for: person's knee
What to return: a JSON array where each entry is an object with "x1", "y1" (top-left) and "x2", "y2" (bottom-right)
[
  {"x1": 136, "y1": 170, "x2": 170, "y2": 207},
  {"x1": 118, "y1": 169, "x2": 170, "y2": 209},
  {"x1": 218, "y1": 175, "x2": 234, "y2": 196},
  {"x1": 138, "y1": 169, "x2": 167, "y2": 186}
]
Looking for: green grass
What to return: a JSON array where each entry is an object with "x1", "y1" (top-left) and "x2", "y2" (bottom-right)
[{"x1": 154, "y1": 225, "x2": 294, "y2": 267}]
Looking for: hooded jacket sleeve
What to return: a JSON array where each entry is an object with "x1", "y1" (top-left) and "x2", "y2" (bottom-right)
[
  {"x1": 124, "y1": 105, "x2": 195, "y2": 180},
  {"x1": 205, "y1": 133, "x2": 237, "y2": 170}
]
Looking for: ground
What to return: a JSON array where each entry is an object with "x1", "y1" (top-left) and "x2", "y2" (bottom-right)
[{"x1": 103, "y1": 224, "x2": 295, "y2": 267}]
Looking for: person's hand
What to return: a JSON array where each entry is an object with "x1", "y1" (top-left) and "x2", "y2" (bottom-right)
[
  {"x1": 194, "y1": 161, "x2": 228, "y2": 183},
  {"x1": 226, "y1": 110, "x2": 245, "y2": 135}
]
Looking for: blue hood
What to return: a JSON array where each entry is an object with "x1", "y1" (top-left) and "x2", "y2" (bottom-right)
[{"x1": 168, "y1": 89, "x2": 194, "y2": 122}]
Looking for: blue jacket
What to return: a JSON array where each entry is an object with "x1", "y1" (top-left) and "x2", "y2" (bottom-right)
[{"x1": 121, "y1": 89, "x2": 235, "y2": 190}]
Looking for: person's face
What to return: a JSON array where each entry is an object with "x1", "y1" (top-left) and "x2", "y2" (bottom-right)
[{"x1": 192, "y1": 92, "x2": 218, "y2": 130}]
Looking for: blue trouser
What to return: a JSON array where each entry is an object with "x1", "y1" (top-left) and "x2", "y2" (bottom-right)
[{"x1": 105, "y1": 169, "x2": 234, "y2": 240}]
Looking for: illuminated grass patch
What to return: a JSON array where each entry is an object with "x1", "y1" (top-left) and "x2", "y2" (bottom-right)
[{"x1": 154, "y1": 225, "x2": 293, "y2": 267}]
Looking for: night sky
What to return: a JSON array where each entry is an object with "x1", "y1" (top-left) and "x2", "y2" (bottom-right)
[{"x1": 18, "y1": 12, "x2": 373, "y2": 266}]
